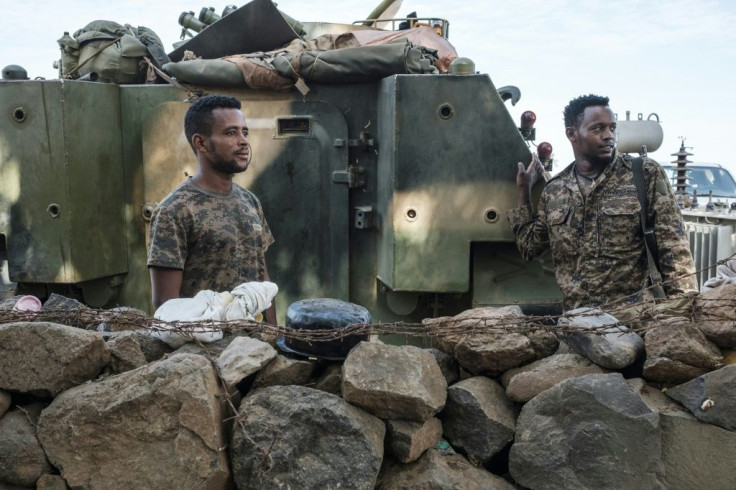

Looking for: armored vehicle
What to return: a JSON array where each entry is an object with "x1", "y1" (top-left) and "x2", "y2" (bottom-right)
[{"x1": 1, "y1": 0, "x2": 566, "y2": 321}]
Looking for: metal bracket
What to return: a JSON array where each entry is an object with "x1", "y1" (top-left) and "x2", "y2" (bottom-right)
[
  {"x1": 354, "y1": 206, "x2": 374, "y2": 229},
  {"x1": 333, "y1": 131, "x2": 374, "y2": 150},
  {"x1": 332, "y1": 165, "x2": 366, "y2": 188}
]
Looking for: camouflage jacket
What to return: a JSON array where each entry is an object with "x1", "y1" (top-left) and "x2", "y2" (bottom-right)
[
  {"x1": 147, "y1": 179, "x2": 274, "y2": 298},
  {"x1": 507, "y1": 152, "x2": 697, "y2": 310}
]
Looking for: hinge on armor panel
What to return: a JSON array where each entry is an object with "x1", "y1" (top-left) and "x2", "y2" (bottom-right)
[
  {"x1": 332, "y1": 166, "x2": 366, "y2": 188},
  {"x1": 332, "y1": 131, "x2": 375, "y2": 150}
]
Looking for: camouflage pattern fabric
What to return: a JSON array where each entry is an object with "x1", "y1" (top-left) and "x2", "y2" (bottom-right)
[
  {"x1": 147, "y1": 179, "x2": 274, "y2": 298},
  {"x1": 507, "y1": 152, "x2": 697, "y2": 311}
]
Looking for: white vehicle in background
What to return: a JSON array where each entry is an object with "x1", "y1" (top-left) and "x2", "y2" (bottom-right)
[
  {"x1": 661, "y1": 163, "x2": 736, "y2": 211},
  {"x1": 659, "y1": 162, "x2": 736, "y2": 287}
]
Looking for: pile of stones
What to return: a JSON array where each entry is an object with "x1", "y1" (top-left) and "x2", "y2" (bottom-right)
[{"x1": 0, "y1": 286, "x2": 735, "y2": 489}]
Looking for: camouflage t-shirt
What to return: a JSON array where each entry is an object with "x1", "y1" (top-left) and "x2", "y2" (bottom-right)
[
  {"x1": 507, "y1": 152, "x2": 697, "y2": 311},
  {"x1": 147, "y1": 179, "x2": 274, "y2": 298}
]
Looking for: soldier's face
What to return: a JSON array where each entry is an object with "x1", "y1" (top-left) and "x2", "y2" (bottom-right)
[
  {"x1": 201, "y1": 108, "x2": 251, "y2": 174},
  {"x1": 566, "y1": 106, "x2": 617, "y2": 166}
]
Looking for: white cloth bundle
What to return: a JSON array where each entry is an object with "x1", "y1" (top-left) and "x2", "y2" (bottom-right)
[
  {"x1": 702, "y1": 259, "x2": 736, "y2": 291},
  {"x1": 152, "y1": 281, "x2": 278, "y2": 348},
  {"x1": 224, "y1": 281, "x2": 279, "y2": 321}
]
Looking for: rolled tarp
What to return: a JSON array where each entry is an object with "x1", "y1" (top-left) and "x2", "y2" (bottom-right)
[
  {"x1": 164, "y1": 37, "x2": 438, "y2": 89},
  {"x1": 272, "y1": 39, "x2": 438, "y2": 84}
]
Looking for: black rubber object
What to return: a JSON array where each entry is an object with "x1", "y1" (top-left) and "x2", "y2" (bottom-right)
[{"x1": 282, "y1": 298, "x2": 371, "y2": 359}]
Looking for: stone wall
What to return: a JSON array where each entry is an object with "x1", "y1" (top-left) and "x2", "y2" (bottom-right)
[{"x1": 0, "y1": 287, "x2": 735, "y2": 489}]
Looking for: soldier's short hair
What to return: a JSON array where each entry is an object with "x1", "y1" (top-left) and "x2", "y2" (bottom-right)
[
  {"x1": 184, "y1": 94, "x2": 242, "y2": 150},
  {"x1": 563, "y1": 94, "x2": 609, "y2": 129}
]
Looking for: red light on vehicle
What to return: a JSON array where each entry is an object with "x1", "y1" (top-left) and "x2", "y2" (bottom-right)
[
  {"x1": 538, "y1": 141, "x2": 553, "y2": 159},
  {"x1": 520, "y1": 111, "x2": 536, "y2": 129}
]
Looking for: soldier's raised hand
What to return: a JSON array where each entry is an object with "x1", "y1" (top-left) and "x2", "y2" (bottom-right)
[
  {"x1": 516, "y1": 153, "x2": 544, "y2": 207},
  {"x1": 517, "y1": 152, "x2": 544, "y2": 189}
]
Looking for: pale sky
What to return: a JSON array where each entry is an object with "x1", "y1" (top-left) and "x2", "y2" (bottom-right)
[{"x1": 4, "y1": 0, "x2": 736, "y2": 175}]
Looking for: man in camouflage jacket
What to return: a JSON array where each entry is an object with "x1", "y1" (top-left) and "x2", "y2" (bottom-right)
[
  {"x1": 507, "y1": 94, "x2": 696, "y2": 311},
  {"x1": 147, "y1": 94, "x2": 276, "y2": 322}
]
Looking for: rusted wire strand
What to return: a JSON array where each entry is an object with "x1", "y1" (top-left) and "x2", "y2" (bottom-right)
[{"x1": 1, "y1": 256, "x2": 733, "y2": 340}]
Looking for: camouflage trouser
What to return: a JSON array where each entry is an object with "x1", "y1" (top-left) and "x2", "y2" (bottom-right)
[{"x1": 610, "y1": 293, "x2": 696, "y2": 332}]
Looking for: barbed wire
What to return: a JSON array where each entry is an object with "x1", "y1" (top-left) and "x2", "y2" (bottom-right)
[{"x1": 0, "y1": 256, "x2": 734, "y2": 342}]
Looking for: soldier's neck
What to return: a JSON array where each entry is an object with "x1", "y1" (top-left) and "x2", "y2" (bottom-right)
[
  {"x1": 191, "y1": 171, "x2": 233, "y2": 194},
  {"x1": 574, "y1": 159, "x2": 607, "y2": 177}
]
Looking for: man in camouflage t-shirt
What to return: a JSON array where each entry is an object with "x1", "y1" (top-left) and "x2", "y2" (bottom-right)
[
  {"x1": 147, "y1": 94, "x2": 276, "y2": 322},
  {"x1": 507, "y1": 94, "x2": 696, "y2": 311}
]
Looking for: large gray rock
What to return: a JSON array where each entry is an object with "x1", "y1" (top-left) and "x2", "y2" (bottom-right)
[
  {"x1": 557, "y1": 308, "x2": 644, "y2": 369},
  {"x1": 37, "y1": 354, "x2": 230, "y2": 489},
  {"x1": 509, "y1": 373, "x2": 663, "y2": 490},
  {"x1": 174, "y1": 331, "x2": 273, "y2": 358},
  {"x1": 526, "y1": 328, "x2": 561, "y2": 358},
  {"x1": 629, "y1": 376, "x2": 736, "y2": 488},
  {"x1": 313, "y1": 362, "x2": 342, "y2": 396},
  {"x1": 642, "y1": 358, "x2": 710, "y2": 385},
  {"x1": 0, "y1": 322, "x2": 110, "y2": 397},
  {"x1": 441, "y1": 376, "x2": 517, "y2": 465},
  {"x1": 425, "y1": 347, "x2": 459, "y2": 386},
  {"x1": 36, "y1": 474, "x2": 69, "y2": 490},
  {"x1": 423, "y1": 305, "x2": 559, "y2": 375},
  {"x1": 644, "y1": 317, "x2": 723, "y2": 384},
  {"x1": 424, "y1": 306, "x2": 551, "y2": 375},
  {"x1": 0, "y1": 295, "x2": 23, "y2": 311},
  {"x1": 665, "y1": 364, "x2": 736, "y2": 431},
  {"x1": 694, "y1": 283, "x2": 736, "y2": 349},
  {"x1": 385, "y1": 417, "x2": 443, "y2": 463},
  {"x1": 501, "y1": 353, "x2": 606, "y2": 402},
  {"x1": 454, "y1": 332, "x2": 537, "y2": 375},
  {"x1": 0, "y1": 404, "x2": 52, "y2": 487},
  {"x1": 96, "y1": 306, "x2": 149, "y2": 333},
  {"x1": 695, "y1": 319, "x2": 736, "y2": 350},
  {"x1": 660, "y1": 411, "x2": 736, "y2": 489},
  {"x1": 216, "y1": 336, "x2": 277, "y2": 392},
  {"x1": 106, "y1": 330, "x2": 148, "y2": 374},
  {"x1": 101, "y1": 330, "x2": 172, "y2": 363},
  {"x1": 342, "y1": 342, "x2": 447, "y2": 422},
  {"x1": 424, "y1": 306, "x2": 525, "y2": 355},
  {"x1": 252, "y1": 354, "x2": 317, "y2": 389},
  {"x1": 625, "y1": 378, "x2": 691, "y2": 416},
  {"x1": 378, "y1": 449, "x2": 516, "y2": 490},
  {"x1": 42, "y1": 293, "x2": 87, "y2": 312},
  {"x1": 40, "y1": 294, "x2": 91, "y2": 328},
  {"x1": 231, "y1": 385, "x2": 384, "y2": 490}
]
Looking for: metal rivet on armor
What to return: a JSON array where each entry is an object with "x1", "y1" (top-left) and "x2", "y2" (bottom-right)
[
  {"x1": 438, "y1": 103, "x2": 454, "y2": 120},
  {"x1": 141, "y1": 202, "x2": 157, "y2": 222},
  {"x1": 12, "y1": 107, "x2": 26, "y2": 123},
  {"x1": 404, "y1": 208, "x2": 418, "y2": 222},
  {"x1": 47, "y1": 203, "x2": 61, "y2": 219},
  {"x1": 484, "y1": 208, "x2": 499, "y2": 223}
]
